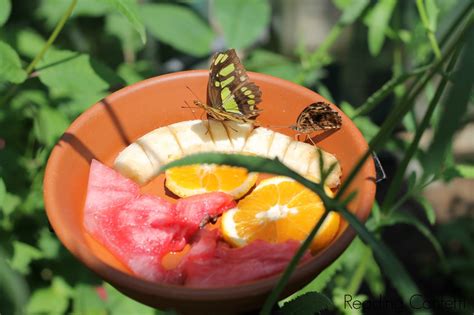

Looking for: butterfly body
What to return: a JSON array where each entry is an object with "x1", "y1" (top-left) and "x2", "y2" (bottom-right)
[
  {"x1": 196, "y1": 49, "x2": 262, "y2": 124},
  {"x1": 291, "y1": 102, "x2": 342, "y2": 133}
]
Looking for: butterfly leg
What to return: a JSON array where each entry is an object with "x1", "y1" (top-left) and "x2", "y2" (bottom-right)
[{"x1": 182, "y1": 101, "x2": 198, "y2": 119}]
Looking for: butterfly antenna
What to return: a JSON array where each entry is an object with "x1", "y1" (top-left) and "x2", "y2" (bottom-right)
[
  {"x1": 185, "y1": 85, "x2": 204, "y2": 103},
  {"x1": 183, "y1": 100, "x2": 198, "y2": 119}
]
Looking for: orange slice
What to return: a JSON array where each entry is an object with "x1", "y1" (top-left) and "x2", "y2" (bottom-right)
[
  {"x1": 165, "y1": 164, "x2": 258, "y2": 199},
  {"x1": 221, "y1": 176, "x2": 340, "y2": 252}
]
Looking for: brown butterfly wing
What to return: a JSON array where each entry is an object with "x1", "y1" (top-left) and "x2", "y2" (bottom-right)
[{"x1": 296, "y1": 102, "x2": 342, "y2": 132}]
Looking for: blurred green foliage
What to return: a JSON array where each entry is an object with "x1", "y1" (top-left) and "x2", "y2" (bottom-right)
[{"x1": 0, "y1": 0, "x2": 473, "y2": 314}]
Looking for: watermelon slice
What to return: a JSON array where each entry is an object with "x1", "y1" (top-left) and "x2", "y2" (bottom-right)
[
  {"x1": 84, "y1": 160, "x2": 235, "y2": 283},
  {"x1": 181, "y1": 231, "x2": 311, "y2": 288}
]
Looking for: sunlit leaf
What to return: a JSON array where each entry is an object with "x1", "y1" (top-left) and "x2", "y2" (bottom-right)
[
  {"x1": 140, "y1": 4, "x2": 214, "y2": 57},
  {"x1": 0, "y1": 177, "x2": 5, "y2": 207},
  {"x1": 0, "y1": 0, "x2": 11, "y2": 27},
  {"x1": 73, "y1": 284, "x2": 107, "y2": 315},
  {"x1": 0, "y1": 41, "x2": 27, "y2": 83},
  {"x1": 10, "y1": 241, "x2": 44, "y2": 275},
  {"x1": 379, "y1": 211, "x2": 444, "y2": 260},
  {"x1": 366, "y1": 0, "x2": 397, "y2": 56},
  {"x1": 38, "y1": 228, "x2": 61, "y2": 259},
  {"x1": 104, "y1": 283, "x2": 155, "y2": 315},
  {"x1": 36, "y1": 0, "x2": 110, "y2": 27},
  {"x1": 415, "y1": 195, "x2": 436, "y2": 225},
  {"x1": 339, "y1": 0, "x2": 370, "y2": 25},
  {"x1": 33, "y1": 107, "x2": 70, "y2": 147},
  {"x1": 37, "y1": 49, "x2": 123, "y2": 98},
  {"x1": 26, "y1": 277, "x2": 72, "y2": 315},
  {"x1": 279, "y1": 292, "x2": 333, "y2": 315},
  {"x1": 101, "y1": 0, "x2": 146, "y2": 44},
  {"x1": 213, "y1": 0, "x2": 270, "y2": 49},
  {"x1": 105, "y1": 13, "x2": 143, "y2": 54},
  {"x1": 13, "y1": 28, "x2": 46, "y2": 59}
]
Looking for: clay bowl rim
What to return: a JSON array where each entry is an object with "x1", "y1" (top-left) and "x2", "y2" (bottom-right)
[{"x1": 44, "y1": 70, "x2": 375, "y2": 302}]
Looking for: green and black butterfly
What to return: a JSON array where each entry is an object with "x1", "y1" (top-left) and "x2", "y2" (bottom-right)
[{"x1": 194, "y1": 49, "x2": 262, "y2": 124}]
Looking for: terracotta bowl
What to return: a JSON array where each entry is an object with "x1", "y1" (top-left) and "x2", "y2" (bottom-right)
[{"x1": 44, "y1": 70, "x2": 375, "y2": 314}]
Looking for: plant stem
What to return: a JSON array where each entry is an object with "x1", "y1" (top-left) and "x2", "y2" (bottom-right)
[
  {"x1": 0, "y1": 0, "x2": 77, "y2": 107},
  {"x1": 352, "y1": 66, "x2": 429, "y2": 118},
  {"x1": 25, "y1": 0, "x2": 77, "y2": 74},
  {"x1": 416, "y1": 0, "x2": 442, "y2": 59},
  {"x1": 336, "y1": 18, "x2": 472, "y2": 199},
  {"x1": 260, "y1": 210, "x2": 330, "y2": 315},
  {"x1": 382, "y1": 45, "x2": 463, "y2": 212},
  {"x1": 346, "y1": 245, "x2": 371, "y2": 295}
]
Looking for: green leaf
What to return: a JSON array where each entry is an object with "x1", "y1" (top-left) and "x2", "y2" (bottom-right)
[
  {"x1": 366, "y1": 0, "x2": 397, "y2": 56},
  {"x1": 0, "y1": 41, "x2": 27, "y2": 83},
  {"x1": 33, "y1": 107, "x2": 70, "y2": 147},
  {"x1": 279, "y1": 292, "x2": 333, "y2": 315},
  {"x1": 340, "y1": 102, "x2": 380, "y2": 141},
  {"x1": 415, "y1": 195, "x2": 436, "y2": 225},
  {"x1": 0, "y1": 248, "x2": 29, "y2": 315},
  {"x1": 423, "y1": 32, "x2": 474, "y2": 176},
  {"x1": 14, "y1": 28, "x2": 47, "y2": 59},
  {"x1": 101, "y1": 0, "x2": 146, "y2": 44},
  {"x1": 246, "y1": 49, "x2": 301, "y2": 82},
  {"x1": 213, "y1": 0, "x2": 270, "y2": 49},
  {"x1": 36, "y1": 0, "x2": 110, "y2": 27},
  {"x1": 37, "y1": 49, "x2": 123, "y2": 98},
  {"x1": 339, "y1": 0, "x2": 370, "y2": 25},
  {"x1": 280, "y1": 253, "x2": 344, "y2": 305},
  {"x1": 364, "y1": 250, "x2": 385, "y2": 296},
  {"x1": 73, "y1": 284, "x2": 107, "y2": 315},
  {"x1": 10, "y1": 241, "x2": 44, "y2": 275},
  {"x1": 379, "y1": 211, "x2": 444, "y2": 260},
  {"x1": 0, "y1": 0, "x2": 11, "y2": 26},
  {"x1": 140, "y1": 4, "x2": 214, "y2": 57},
  {"x1": 0, "y1": 177, "x2": 5, "y2": 207},
  {"x1": 26, "y1": 277, "x2": 72, "y2": 315},
  {"x1": 104, "y1": 283, "x2": 155, "y2": 315},
  {"x1": 38, "y1": 228, "x2": 61, "y2": 259},
  {"x1": 105, "y1": 13, "x2": 143, "y2": 54}
]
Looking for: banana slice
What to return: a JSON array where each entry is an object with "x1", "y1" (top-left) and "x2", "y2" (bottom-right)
[
  {"x1": 208, "y1": 120, "x2": 233, "y2": 152},
  {"x1": 222, "y1": 121, "x2": 253, "y2": 151},
  {"x1": 137, "y1": 126, "x2": 183, "y2": 167},
  {"x1": 282, "y1": 141, "x2": 313, "y2": 176},
  {"x1": 168, "y1": 120, "x2": 215, "y2": 155},
  {"x1": 114, "y1": 119, "x2": 342, "y2": 188},
  {"x1": 114, "y1": 143, "x2": 155, "y2": 185},
  {"x1": 267, "y1": 132, "x2": 292, "y2": 160},
  {"x1": 307, "y1": 150, "x2": 341, "y2": 187},
  {"x1": 242, "y1": 127, "x2": 275, "y2": 156}
]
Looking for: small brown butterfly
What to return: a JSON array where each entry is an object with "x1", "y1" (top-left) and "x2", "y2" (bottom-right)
[
  {"x1": 194, "y1": 49, "x2": 262, "y2": 124},
  {"x1": 291, "y1": 102, "x2": 342, "y2": 134}
]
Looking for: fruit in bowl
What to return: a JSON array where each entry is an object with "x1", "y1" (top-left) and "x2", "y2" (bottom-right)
[{"x1": 44, "y1": 50, "x2": 375, "y2": 313}]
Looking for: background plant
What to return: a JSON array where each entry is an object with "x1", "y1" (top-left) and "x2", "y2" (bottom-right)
[{"x1": 0, "y1": 0, "x2": 473, "y2": 314}]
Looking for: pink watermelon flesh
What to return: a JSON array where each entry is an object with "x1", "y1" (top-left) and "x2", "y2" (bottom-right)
[
  {"x1": 84, "y1": 160, "x2": 311, "y2": 287},
  {"x1": 181, "y1": 230, "x2": 311, "y2": 288},
  {"x1": 84, "y1": 160, "x2": 235, "y2": 283}
]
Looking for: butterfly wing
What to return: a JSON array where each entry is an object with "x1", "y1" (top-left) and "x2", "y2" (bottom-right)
[
  {"x1": 295, "y1": 102, "x2": 342, "y2": 132},
  {"x1": 207, "y1": 49, "x2": 262, "y2": 118}
]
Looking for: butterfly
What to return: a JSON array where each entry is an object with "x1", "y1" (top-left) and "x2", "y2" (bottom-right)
[
  {"x1": 290, "y1": 102, "x2": 342, "y2": 134},
  {"x1": 193, "y1": 49, "x2": 262, "y2": 124}
]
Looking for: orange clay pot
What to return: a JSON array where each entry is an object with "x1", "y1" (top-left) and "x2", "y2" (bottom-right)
[{"x1": 44, "y1": 70, "x2": 376, "y2": 314}]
